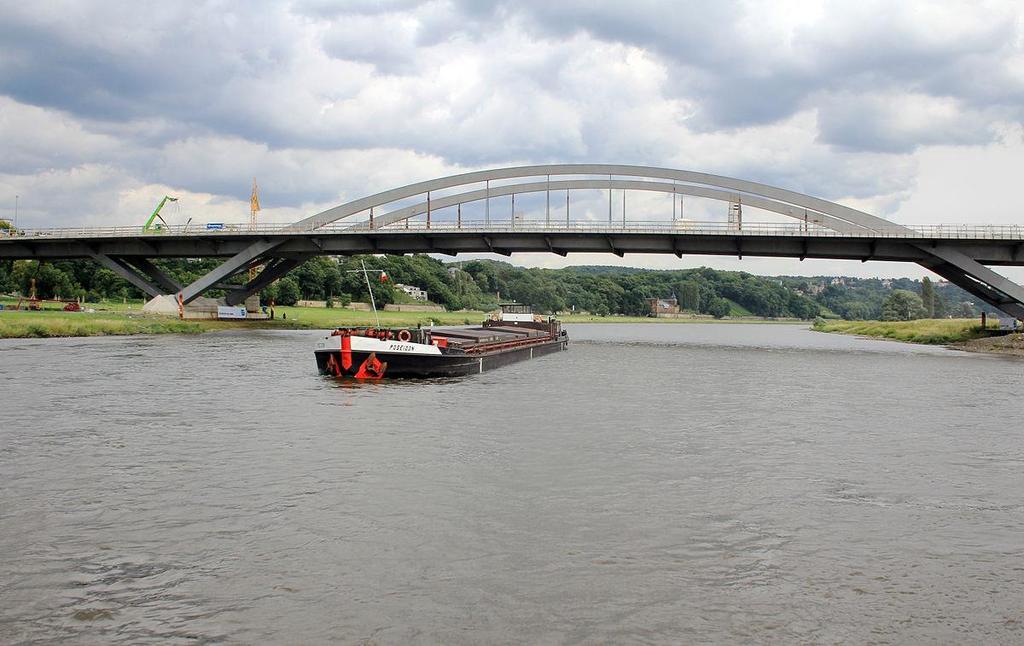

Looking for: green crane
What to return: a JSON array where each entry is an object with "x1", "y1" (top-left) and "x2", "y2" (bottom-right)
[{"x1": 143, "y1": 196, "x2": 178, "y2": 232}]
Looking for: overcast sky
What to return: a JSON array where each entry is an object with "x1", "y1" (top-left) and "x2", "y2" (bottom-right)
[{"x1": 2, "y1": 0, "x2": 1024, "y2": 278}]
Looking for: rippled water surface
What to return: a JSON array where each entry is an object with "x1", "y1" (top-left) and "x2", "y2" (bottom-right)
[{"x1": 1, "y1": 323, "x2": 1022, "y2": 644}]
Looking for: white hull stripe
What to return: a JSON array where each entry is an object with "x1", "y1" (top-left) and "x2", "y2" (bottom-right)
[{"x1": 320, "y1": 334, "x2": 442, "y2": 356}]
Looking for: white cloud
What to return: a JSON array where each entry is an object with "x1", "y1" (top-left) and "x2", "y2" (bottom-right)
[
  {"x1": 816, "y1": 92, "x2": 997, "y2": 153},
  {"x1": 0, "y1": 97, "x2": 122, "y2": 173}
]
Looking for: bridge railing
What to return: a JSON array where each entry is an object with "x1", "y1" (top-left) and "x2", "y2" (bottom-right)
[
  {"x1": 3, "y1": 221, "x2": 1024, "y2": 240},
  {"x1": 365, "y1": 221, "x2": 1024, "y2": 239}
]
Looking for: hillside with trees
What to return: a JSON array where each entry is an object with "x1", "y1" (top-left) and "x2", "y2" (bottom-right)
[{"x1": 0, "y1": 255, "x2": 1001, "y2": 320}]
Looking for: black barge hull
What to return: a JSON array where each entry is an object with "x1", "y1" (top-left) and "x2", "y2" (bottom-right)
[{"x1": 316, "y1": 337, "x2": 567, "y2": 378}]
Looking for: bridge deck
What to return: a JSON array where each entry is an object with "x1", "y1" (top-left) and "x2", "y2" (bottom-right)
[
  {"x1": 2, "y1": 222, "x2": 1022, "y2": 265},
  {"x1": 3, "y1": 221, "x2": 1024, "y2": 240}
]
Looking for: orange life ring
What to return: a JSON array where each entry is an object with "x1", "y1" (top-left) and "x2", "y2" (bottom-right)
[
  {"x1": 398, "y1": 329, "x2": 412, "y2": 342},
  {"x1": 365, "y1": 328, "x2": 375, "y2": 338}
]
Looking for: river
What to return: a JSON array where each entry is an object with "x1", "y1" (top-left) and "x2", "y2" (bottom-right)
[{"x1": 1, "y1": 324, "x2": 1022, "y2": 643}]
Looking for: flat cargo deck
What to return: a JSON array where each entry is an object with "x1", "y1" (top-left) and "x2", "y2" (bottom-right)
[
  {"x1": 429, "y1": 327, "x2": 520, "y2": 345},
  {"x1": 485, "y1": 325, "x2": 547, "y2": 337}
]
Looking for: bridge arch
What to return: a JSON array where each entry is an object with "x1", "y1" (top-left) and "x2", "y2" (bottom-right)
[
  {"x1": 291, "y1": 164, "x2": 909, "y2": 235},
  {"x1": 358, "y1": 179, "x2": 858, "y2": 233}
]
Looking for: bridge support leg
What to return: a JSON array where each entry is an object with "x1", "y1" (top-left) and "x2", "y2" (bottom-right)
[
  {"x1": 224, "y1": 256, "x2": 312, "y2": 306},
  {"x1": 917, "y1": 244, "x2": 1024, "y2": 320},
  {"x1": 88, "y1": 252, "x2": 164, "y2": 298},
  {"x1": 130, "y1": 258, "x2": 181, "y2": 293},
  {"x1": 178, "y1": 239, "x2": 285, "y2": 304}
]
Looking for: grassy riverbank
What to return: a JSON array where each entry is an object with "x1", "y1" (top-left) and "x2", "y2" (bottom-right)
[
  {"x1": 271, "y1": 306, "x2": 486, "y2": 327},
  {"x1": 0, "y1": 306, "x2": 808, "y2": 338},
  {"x1": 0, "y1": 310, "x2": 314, "y2": 338},
  {"x1": 0, "y1": 310, "x2": 204, "y2": 337},
  {"x1": 0, "y1": 299, "x2": 488, "y2": 338},
  {"x1": 0, "y1": 295, "x2": 812, "y2": 339},
  {"x1": 811, "y1": 318, "x2": 997, "y2": 344},
  {"x1": 276, "y1": 307, "x2": 803, "y2": 326}
]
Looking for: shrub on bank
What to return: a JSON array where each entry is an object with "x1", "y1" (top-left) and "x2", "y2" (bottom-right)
[{"x1": 812, "y1": 318, "x2": 993, "y2": 344}]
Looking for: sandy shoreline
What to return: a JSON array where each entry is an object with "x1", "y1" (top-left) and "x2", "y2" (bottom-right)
[{"x1": 951, "y1": 333, "x2": 1024, "y2": 357}]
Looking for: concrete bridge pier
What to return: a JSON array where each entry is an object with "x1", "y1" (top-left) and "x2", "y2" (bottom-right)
[
  {"x1": 141, "y1": 245, "x2": 314, "y2": 319},
  {"x1": 88, "y1": 247, "x2": 277, "y2": 318},
  {"x1": 142, "y1": 293, "x2": 267, "y2": 319}
]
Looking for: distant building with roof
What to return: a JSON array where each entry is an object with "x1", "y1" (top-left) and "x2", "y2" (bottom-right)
[
  {"x1": 395, "y1": 283, "x2": 428, "y2": 301},
  {"x1": 647, "y1": 297, "x2": 679, "y2": 316}
]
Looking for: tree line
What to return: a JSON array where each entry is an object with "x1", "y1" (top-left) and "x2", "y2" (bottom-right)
[{"x1": 0, "y1": 255, "x2": 994, "y2": 320}]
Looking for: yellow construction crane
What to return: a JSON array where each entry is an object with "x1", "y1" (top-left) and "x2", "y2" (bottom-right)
[{"x1": 249, "y1": 178, "x2": 261, "y2": 280}]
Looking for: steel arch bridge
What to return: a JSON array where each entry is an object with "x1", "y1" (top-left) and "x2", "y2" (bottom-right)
[{"x1": 2, "y1": 164, "x2": 1023, "y2": 318}]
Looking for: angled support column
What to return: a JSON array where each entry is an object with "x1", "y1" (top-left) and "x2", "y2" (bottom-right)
[
  {"x1": 87, "y1": 251, "x2": 164, "y2": 298},
  {"x1": 178, "y1": 239, "x2": 285, "y2": 304},
  {"x1": 128, "y1": 258, "x2": 181, "y2": 293},
  {"x1": 916, "y1": 244, "x2": 1024, "y2": 319},
  {"x1": 224, "y1": 255, "x2": 312, "y2": 306}
]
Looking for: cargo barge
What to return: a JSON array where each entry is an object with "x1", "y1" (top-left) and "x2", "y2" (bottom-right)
[{"x1": 315, "y1": 304, "x2": 568, "y2": 378}]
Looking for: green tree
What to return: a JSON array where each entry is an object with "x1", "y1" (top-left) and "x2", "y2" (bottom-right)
[
  {"x1": 679, "y1": 281, "x2": 700, "y2": 311},
  {"x1": 446, "y1": 268, "x2": 491, "y2": 310},
  {"x1": 507, "y1": 269, "x2": 566, "y2": 313},
  {"x1": 955, "y1": 301, "x2": 975, "y2": 318},
  {"x1": 920, "y1": 276, "x2": 935, "y2": 317},
  {"x1": 709, "y1": 297, "x2": 731, "y2": 319},
  {"x1": 881, "y1": 289, "x2": 926, "y2": 321},
  {"x1": 932, "y1": 291, "x2": 947, "y2": 318},
  {"x1": 0, "y1": 260, "x2": 11, "y2": 292},
  {"x1": 367, "y1": 279, "x2": 397, "y2": 306},
  {"x1": 274, "y1": 277, "x2": 302, "y2": 305},
  {"x1": 290, "y1": 257, "x2": 344, "y2": 301},
  {"x1": 786, "y1": 291, "x2": 820, "y2": 319},
  {"x1": 11, "y1": 261, "x2": 77, "y2": 299},
  {"x1": 842, "y1": 301, "x2": 875, "y2": 321},
  {"x1": 620, "y1": 291, "x2": 650, "y2": 316}
]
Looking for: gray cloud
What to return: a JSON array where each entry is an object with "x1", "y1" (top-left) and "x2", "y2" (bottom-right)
[
  {"x1": 815, "y1": 93, "x2": 998, "y2": 153},
  {"x1": 495, "y1": 0, "x2": 1024, "y2": 150},
  {"x1": 4, "y1": 1, "x2": 1021, "y2": 156},
  {"x1": 291, "y1": 0, "x2": 424, "y2": 19}
]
